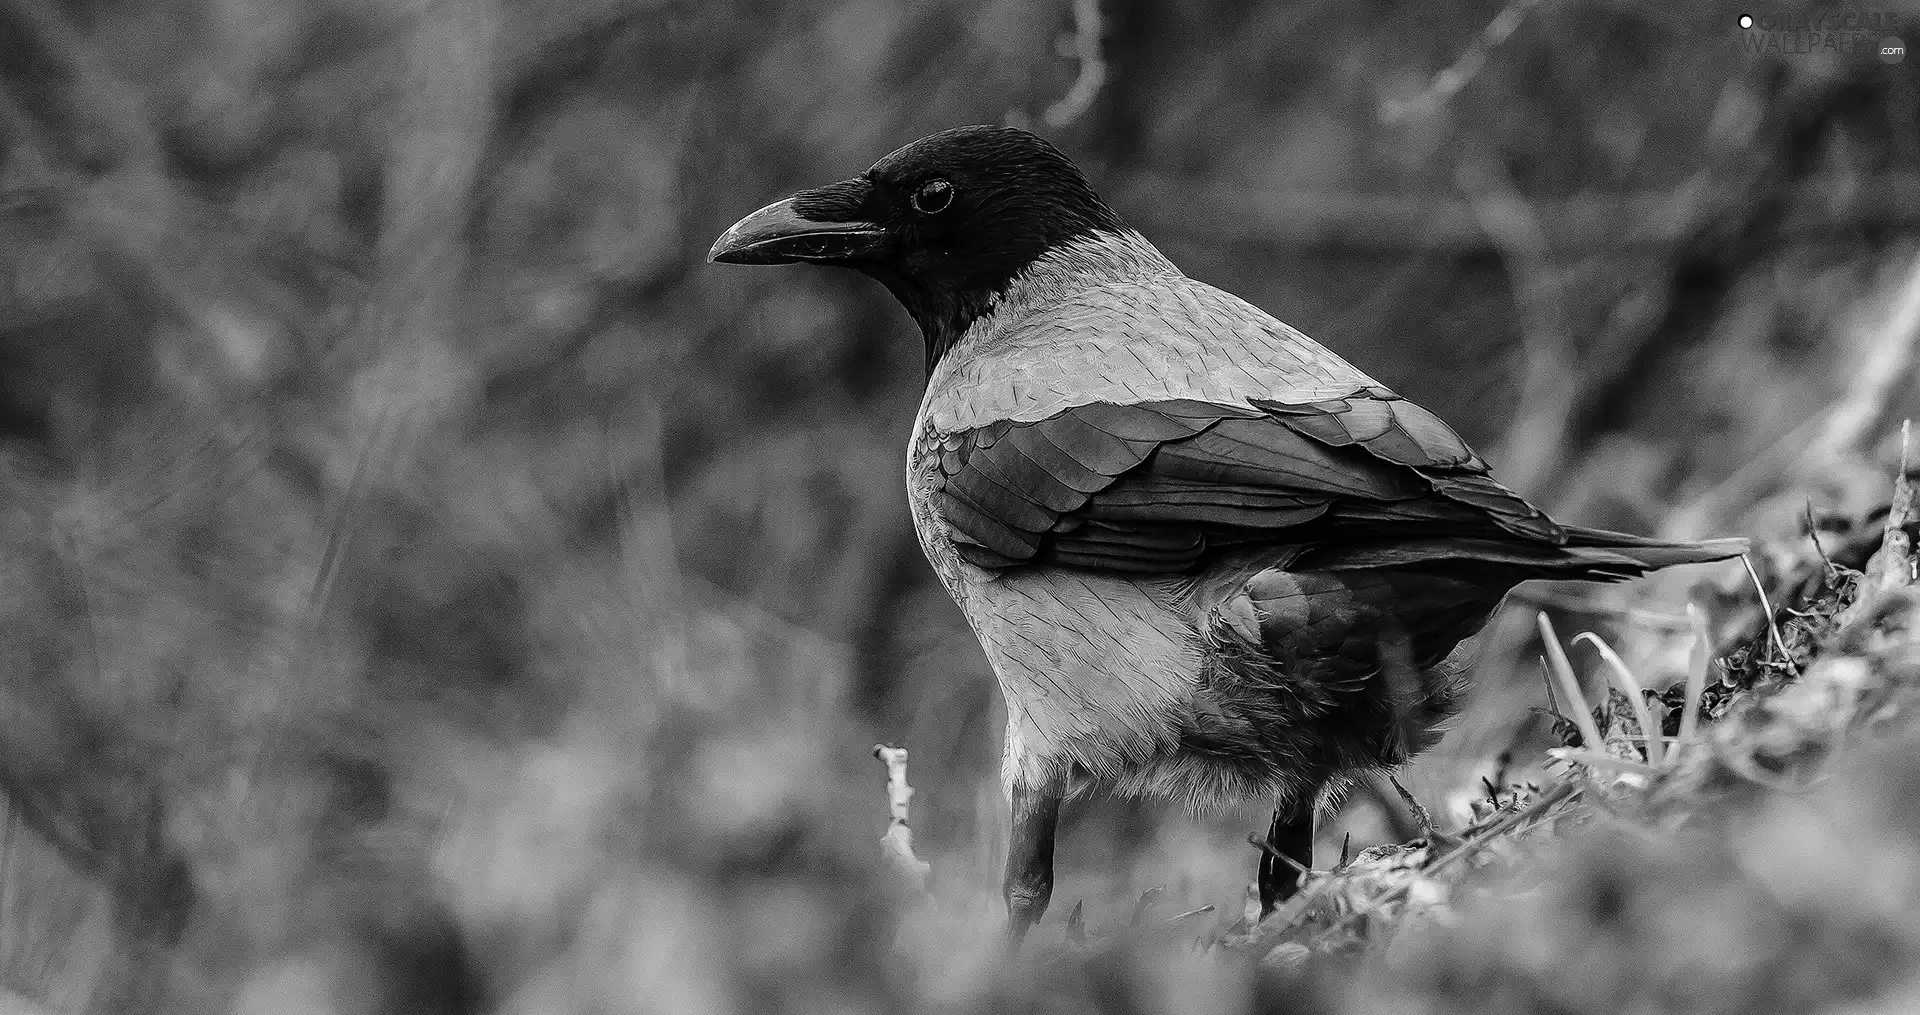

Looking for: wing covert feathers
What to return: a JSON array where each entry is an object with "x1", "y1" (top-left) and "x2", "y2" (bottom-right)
[
  {"x1": 1252, "y1": 388, "x2": 1561, "y2": 543},
  {"x1": 931, "y1": 389, "x2": 1741, "y2": 578},
  {"x1": 933, "y1": 390, "x2": 1566, "y2": 571}
]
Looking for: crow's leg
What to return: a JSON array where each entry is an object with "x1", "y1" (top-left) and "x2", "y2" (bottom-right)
[
  {"x1": 1003, "y1": 781, "x2": 1063, "y2": 947},
  {"x1": 1257, "y1": 804, "x2": 1314, "y2": 916}
]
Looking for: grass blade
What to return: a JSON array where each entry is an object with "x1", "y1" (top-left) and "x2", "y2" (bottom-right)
[
  {"x1": 1674, "y1": 603, "x2": 1714, "y2": 762},
  {"x1": 1572, "y1": 632, "x2": 1663, "y2": 767},
  {"x1": 1537, "y1": 612, "x2": 1605, "y2": 752}
]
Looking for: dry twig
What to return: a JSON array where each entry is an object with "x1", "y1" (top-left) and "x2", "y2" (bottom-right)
[
  {"x1": 1741, "y1": 554, "x2": 1800, "y2": 678},
  {"x1": 1320, "y1": 780, "x2": 1578, "y2": 939},
  {"x1": 1866, "y1": 421, "x2": 1916, "y2": 595},
  {"x1": 1380, "y1": 0, "x2": 1546, "y2": 124},
  {"x1": 1459, "y1": 154, "x2": 1574, "y2": 496},
  {"x1": 873, "y1": 745, "x2": 931, "y2": 894},
  {"x1": 1838, "y1": 423, "x2": 1917, "y2": 631},
  {"x1": 1042, "y1": 0, "x2": 1107, "y2": 128}
]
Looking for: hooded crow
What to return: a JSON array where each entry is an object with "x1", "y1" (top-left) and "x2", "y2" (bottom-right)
[{"x1": 709, "y1": 125, "x2": 1745, "y2": 944}]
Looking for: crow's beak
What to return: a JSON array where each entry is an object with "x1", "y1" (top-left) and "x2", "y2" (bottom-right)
[{"x1": 707, "y1": 190, "x2": 885, "y2": 265}]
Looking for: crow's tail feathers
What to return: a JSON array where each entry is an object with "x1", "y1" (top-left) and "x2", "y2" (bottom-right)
[
  {"x1": 1300, "y1": 527, "x2": 1748, "y2": 583},
  {"x1": 1558, "y1": 524, "x2": 1750, "y2": 573}
]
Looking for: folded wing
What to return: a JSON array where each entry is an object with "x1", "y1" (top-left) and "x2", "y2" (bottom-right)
[{"x1": 933, "y1": 387, "x2": 1563, "y2": 573}]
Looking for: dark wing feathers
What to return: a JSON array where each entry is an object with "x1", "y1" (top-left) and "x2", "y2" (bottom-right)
[
  {"x1": 938, "y1": 487, "x2": 1040, "y2": 563},
  {"x1": 1067, "y1": 528, "x2": 1207, "y2": 566},
  {"x1": 1088, "y1": 482, "x2": 1310, "y2": 507},
  {"x1": 1250, "y1": 387, "x2": 1478, "y2": 468},
  {"x1": 1252, "y1": 389, "x2": 1558, "y2": 542},
  {"x1": 1069, "y1": 400, "x2": 1223, "y2": 442},
  {"x1": 1294, "y1": 532, "x2": 1746, "y2": 581},
  {"x1": 1423, "y1": 472, "x2": 1560, "y2": 541},
  {"x1": 959, "y1": 441, "x2": 1077, "y2": 516},
  {"x1": 1094, "y1": 500, "x2": 1330, "y2": 533},
  {"x1": 935, "y1": 390, "x2": 1564, "y2": 572},
  {"x1": 1173, "y1": 423, "x2": 1420, "y2": 498},
  {"x1": 995, "y1": 435, "x2": 1111, "y2": 496}
]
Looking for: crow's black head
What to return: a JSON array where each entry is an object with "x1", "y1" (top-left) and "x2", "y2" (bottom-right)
[{"x1": 709, "y1": 126, "x2": 1125, "y2": 369}]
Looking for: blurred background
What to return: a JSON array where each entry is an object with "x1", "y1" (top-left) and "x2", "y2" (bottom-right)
[{"x1": 2, "y1": 0, "x2": 1919, "y2": 1011}]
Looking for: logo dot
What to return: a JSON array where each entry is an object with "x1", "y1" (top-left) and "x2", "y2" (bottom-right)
[
  {"x1": 1882, "y1": 36, "x2": 1907, "y2": 63},
  {"x1": 1738, "y1": 13, "x2": 1753, "y2": 28}
]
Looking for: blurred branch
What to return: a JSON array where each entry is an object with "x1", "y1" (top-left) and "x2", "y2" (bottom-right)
[
  {"x1": 308, "y1": 0, "x2": 501, "y2": 623},
  {"x1": 1113, "y1": 172, "x2": 1920, "y2": 253},
  {"x1": 497, "y1": 0, "x2": 642, "y2": 80},
  {"x1": 361, "y1": 0, "x2": 499, "y2": 350},
  {"x1": 0, "y1": 734, "x2": 194, "y2": 944},
  {"x1": 1380, "y1": 0, "x2": 1545, "y2": 125},
  {"x1": 1668, "y1": 250, "x2": 1920, "y2": 538},
  {"x1": 0, "y1": 0, "x2": 313, "y2": 346},
  {"x1": 1042, "y1": 0, "x2": 1106, "y2": 128},
  {"x1": 1458, "y1": 152, "x2": 1573, "y2": 496},
  {"x1": 304, "y1": 402, "x2": 401, "y2": 621},
  {"x1": 1810, "y1": 256, "x2": 1920, "y2": 462},
  {"x1": 608, "y1": 406, "x2": 691, "y2": 709},
  {"x1": 0, "y1": 0, "x2": 164, "y2": 169},
  {"x1": 0, "y1": 987, "x2": 58, "y2": 1015}
]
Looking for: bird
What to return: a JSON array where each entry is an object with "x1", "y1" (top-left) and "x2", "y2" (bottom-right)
[{"x1": 707, "y1": 125, "x2": 1746, "y2": 944}]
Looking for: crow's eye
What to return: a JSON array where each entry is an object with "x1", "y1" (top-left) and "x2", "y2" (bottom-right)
[{"x1": 911, "y1": 179, "x2": 954, "y2": 214}]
